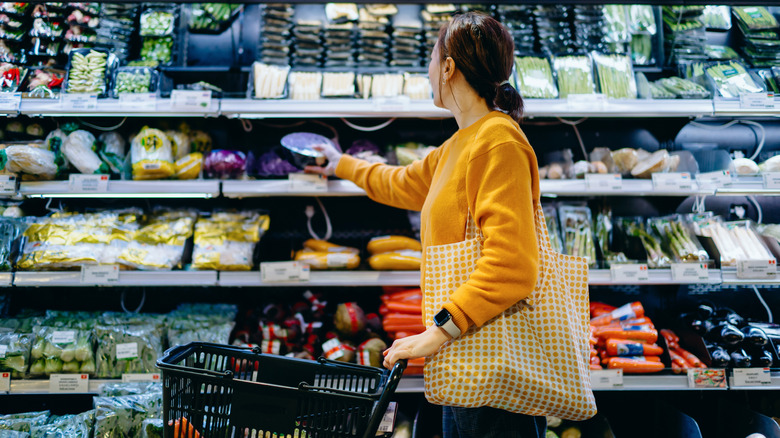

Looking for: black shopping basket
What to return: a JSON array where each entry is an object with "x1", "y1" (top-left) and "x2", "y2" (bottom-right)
[{"x1": 157, "y1": 342, "x2": 407, "y2": 438}]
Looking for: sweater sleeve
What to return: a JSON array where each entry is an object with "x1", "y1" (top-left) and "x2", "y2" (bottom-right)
[
  {"x1": 335, "y1": 151, "x2": 440, "y2": 212},
  {"x1": 442, "y1": 142, "x2": 540, "y2": 333}
]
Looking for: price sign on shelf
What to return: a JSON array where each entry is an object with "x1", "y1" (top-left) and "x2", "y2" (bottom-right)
[
  {"x1": 171, "y1": 90, "x2": 212, "y2": 110},
  {"x1": 289, "y1": 173, "x2": 328, "y2": 192},
  {"x1": 737, "y1": 259, "x2": 777, "y2": 279},
  {"x1": 732, "y1": 368, "x2": 772, "y2": 386},
  {"x1": 49, "y1": 374, "x2": 89, "y2": 393},
  {"x1": 610, "y1": 264, "x2": 649, "y2": 282},
  {"x1": 122, "y1": 373, "x2": 160, "y2": 383},
  {"x1": 81, "y1": 264, "x2": 119, "y2": 285},
  {"x1": 68, "y1": 174, "x2": 109, "y2": 193},
  {"x1": 61, "y1": 93, "x2": 98, "y2": 111},
  {"x1": 119, "y1": 93, "x2": 157, "y2": 111},
  {"x1": 567, "y1": 93, "x2": 607, "y2": 109},
  {"x1": 116, "y1": 342, "x2": 139, "y2": 360},
  {"x1": 0, "y1": 175, "x2": 15, "y2": 195},
  {"x1": 585, "y1": 173, "x2": 622, "y2": 191},
  {"x1": 652, "y1": 172, "x2": 693, "y2": 191},
  {"x1": 591, "y1": 369, "x2": 623, "y2": 389},
  {"x1": 695, "y1": 170, "x2": 732, "y2": 188},
  {"x1": 0, "y1": 372, "x2": 9, "y2": 392},
  {"x1": 260, "y1": 261, "x2": 310, "y2": 283},
  {"x1": 687, "y1": 368, "x2": 726, "y2": 388},
  {"x1": 372, "y1": 96, "x2": 410, "y2": 113},
  {"x1": 740, "y1": 92, "x2": 775, "y2": 110},
  {"x1": 0, "y1": 92, "x2": 21, "y2": 112},
  {"x1": 671, "y1": 263, "x2": 709, "y2": 282},
  {"x1": 763, "y1": 172, "x2": 780, "y2": 190}
]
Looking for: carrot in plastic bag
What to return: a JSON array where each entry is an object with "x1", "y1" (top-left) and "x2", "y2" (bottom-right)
[
  {"x1": 607, "y1": 357, "x2": 664, "y2": 373},
  {"x1": 591, "y1": 301, "x2": 645, "y2": 326},
  {"x1": 660, "y1": 328, "x2": 680, "y2": 348},
  {"x1": 595, "y1": 326, "x2": 658, "y2": 343},
  {"x1": 606, "y1": 339, "x2": 663, "y2": 356},
  {"x1": 590, "y1": 302, "x2": 617, "y2": 317}
]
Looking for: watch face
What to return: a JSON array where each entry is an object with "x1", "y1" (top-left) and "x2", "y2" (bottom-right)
[{"x1": 434, "y1": 309, "x2": 450, "y2": 326}]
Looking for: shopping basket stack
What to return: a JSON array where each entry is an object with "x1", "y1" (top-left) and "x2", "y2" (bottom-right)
[{"x1": 157, "y1": 342, "x2": 406, "y2": 438}]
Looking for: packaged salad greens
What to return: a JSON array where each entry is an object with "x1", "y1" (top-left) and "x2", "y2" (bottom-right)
[
  {"x1": 98, "y1": 381, "x2": 162, "y2": 397},
  {"x1": 112, "y1": 67, "x2": 157, "y2": 97},
  {"x1": 705, "y1": 61, "x2": 764, "y2": 98},
  {"x1": 0, "y1": 411, "x2": 49, "y2": 433},
  {"x1": 192, "y1": 211, "x2": 270, "y2": 270},
  {"x1": 0, "y1": 332, "x2": 32, "y2": 378},
  {"x1": 29, "y1": 410, "x2": 95, "y2": 438},
  {"x1": 552, "y1": 55, "x2": 595, "y2": 98},
  {"x1": 514, "y1": 56, "x2": 558, "y2": 99},
  {"x1": 592, "y1": 52, "x2": 636, "y2": 99},
  {"x1": 28, "y1": 325, "x2": 95, "y2": 376},
  {"x1": 94, "y1": 318, "x2": 164, "y2": 379},
  {"x1": 93, "y1": 392, "x2": 162, "y2": 438},
  {"x1": 139, "y1": 7, "x2": 175, "y2": 37}
]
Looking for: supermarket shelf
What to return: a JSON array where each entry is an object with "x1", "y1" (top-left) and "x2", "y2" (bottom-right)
[
  {"x1": 728, "y1": 372, "x2": 780, "y2": 390},
  {"x1": 586, "y1": 268, "x2": 721, "y2": 285},
  {"x1": 7, "y1": 379, "x2": 115, "y2": 395},
  {"x1": 715, "y1": 178, "x2": 780, "y2": 197},
  {"x1": 540, "y1": 179, "x2": 714, "y2": 197},
  {"x1": 21, "y1": 98, "x2": 219, "y2": 117},
  {"x1": 222, "y1": 179, "x2": 364, "y2": 198},
  {"x1": 218, "y1": 270, "x2": 420, "y2": 287},
  {"x1": 0, "y1": 273, "x2": 11, "y2": 287},
  {"x1": 713, "y1": 99, "x2": 780, "y2": 117},
  {"x1": 720, "y1": 270, "x2": 779, "y2": 286},
  {"x1": 13, "y1": 271, "x2": 219, "y2": 287},
  {"x1": 524, "y1": 99, "x2": 714, "y2": 119},
  {"x1": 219, "y1": 98, "x2": 450, "y2": 119},
  {"x1": 19, "y1": 180, "x2": 220, "y2": 198}
]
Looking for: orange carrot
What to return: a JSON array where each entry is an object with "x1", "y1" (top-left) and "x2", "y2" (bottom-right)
[
  {"x1": 381, "y1": 289, "x2": 422, "y2": 303},
  {"x1": 606, "y1": 339, "x2": 664, "y2": 357},
  {"x1": 607, "y1": 357, "x2": 664, "y2": 373},
  {"x1": 385, "y1": 301, "x2": 422, "y2": 314},
  {"x1": 590, "y1": 363, "x2": 603, "y2": 370},
  {"x1": 382, "y1": 323, "x2": 426, "y2": 333},
  {"x1": 383, "y1": 313, "x2": 424, "y2": 326},
  {"x1": 594, "y1": 326, "x2": 658, "y2": 343},
  {"x1": 591, "y1": 302, "x2": 645, "y2": 326},
  {"x1": 673, "y1": 347, "x2": 706, "y2": 368},
  {"x1": 660, "y1": 329, "x2": 679, "y2": 348},
  {"x1": 668, "y1": 349, "x2": 692, "y2": 371}
]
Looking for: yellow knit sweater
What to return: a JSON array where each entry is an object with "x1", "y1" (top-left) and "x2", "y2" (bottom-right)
[{"x1": 336, "y1": 111, "x2": 540, "y2": 334}]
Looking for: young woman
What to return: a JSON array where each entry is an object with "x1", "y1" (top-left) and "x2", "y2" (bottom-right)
[{"x1": 307, "y1": 12, "x2": 545, "y2": 438}]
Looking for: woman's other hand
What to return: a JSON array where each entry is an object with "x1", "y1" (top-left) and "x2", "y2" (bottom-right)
[
  {"x1": 304, "y1": 143, "x2": 343, "y2": 176},
  {"x1": 383, "y1": 325, "x2": 450, "y2": 369}
]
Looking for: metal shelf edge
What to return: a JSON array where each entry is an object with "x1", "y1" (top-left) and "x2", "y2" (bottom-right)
[{"x1": 12, "y1": 271, "x2": 219, "y2": 287}]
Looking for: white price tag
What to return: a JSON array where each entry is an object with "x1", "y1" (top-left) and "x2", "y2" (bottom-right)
[
  {"x1": 590, "y1": 369, "x2": 623, "y2": 389},
  {"x1": 763, "y1": 172, "x2": 780, "y2": 189},
  {"x1": 695, "y1": 170, "x2": 732, "y2": 188},
  {"x1": 68, "y1": 174, "x2": 109, "y2": 192},
  {"x1": 376, "y1": 401, "x2": 398, "y2": 433},
  {"x1": 733, "y1": 368, "x2": 772, "y2": 386},
  {"x1": 61, "y1": 93, "x2": 98, "y2": 111},
  {"x1": 0, "y1": 345, "x2": 6, "y2": 358},
  {"x1": 171, "y1": 90, "x2": 212, "y2": 109},
  {"x1": 0, "y1": 92, "x2": 21, "y2": 111},
  {"x1": 49, "y1": 374, "x2": 89, "y2": 393},
  {"x1": 260, "y1": 261, "x2": 310, "y2": 283},
  {"x1": 119, "y1": 93, "x2": 157, "y2": 111},
  {"x1": 51, "y1": 330, "x2": 76, "y2": 344},
  {"x1": 610, "y1": 264, "x2": 649, "y2": 282},
  {"x1": 372, "y1": 96, "x2": 410, "y2": 112},
  {"x1": 585, "y1": 173, "x2": 622, "y2": 191},
  {"x1": 687, "y1": 368, "x2": 727, "y2": 388},
  {"x1": 116, "y1": 342, "x2": 138, "y2": 360},
  {"x1": 0, "y1": 372, "x2": 9, "y2": 392},
  {"x1": 80, "y1": 264, "x2": 119, "y2": 284},
  {"x1": 737, "y1": 259, "x2": 777, "y2": 279},
  {"x1": 122, "y1": 373, "x2": 160, "y2": 383},
  {"x1": 0, "y1": 175, "x2": 15, "y2": 195},
  {"x1": 652, "y1": 172, "x2": 693, "y2": 191},
  {"x1": 289, "y1": 173, "x2": 328, "y2": 192},
  {"x1": 740, "y1": 92, "x2": 775, "y2": 109},
  {"x1": 567, "y1": 93, "x2": 606, "y2": 109},
  {"x1": 671, "y1": 263, "x2": 709, "y2": 282}
]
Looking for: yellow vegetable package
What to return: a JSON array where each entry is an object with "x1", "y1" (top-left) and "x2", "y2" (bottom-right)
[
  {"x1": 131, "y1": 127, "x2": 174, "y2": 180},
  {"x1": 118, "y1": 210, "x2": 197, "y2": 270},
  {"x1": 175, "y1": 152, "x2": 203, "y2": 180},
  {"x1": 191, "y1": 211, "x2": 269, "y2": 270}
]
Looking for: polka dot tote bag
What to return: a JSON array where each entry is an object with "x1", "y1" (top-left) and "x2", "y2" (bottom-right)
[{"x1": 422, "y1": 200, "x2": 597, "y2": 420}]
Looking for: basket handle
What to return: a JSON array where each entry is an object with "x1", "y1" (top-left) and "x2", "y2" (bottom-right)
[
  {"x1": 363, "y1": 359, "x2": 407, "y2": 438},
  {"x1": 157, "y1": 342, "x2": 258, "y2": 379}
]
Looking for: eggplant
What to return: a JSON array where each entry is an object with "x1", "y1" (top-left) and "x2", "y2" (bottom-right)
[
  {"x1": 752, "y1": 349, "x2": 773, "y2": 368},
  {"x1": 706, "y1": 322, "x2": 744, "y2": 346},
  {"x1": 713, "y1": 308, "x2": 745, "y2": 327},
  {"x1": 742, "y1": 326, "x2": 769, "y2": 347},
  {"x1": 707, "y1": 345, "x2": 730, "y2": 368},
  {"x1": 682, "y1": 312, "x2": 707, "y2": 334},
  {"x1": 730, "y1": 349, "x2": 751, "y2": 368},
  {"x1": 696, "y1": 303, "x2": 715, "y2": 319}
]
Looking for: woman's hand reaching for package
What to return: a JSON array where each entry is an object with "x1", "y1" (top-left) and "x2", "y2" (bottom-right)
[{"x1": 304, "y1": 143, "x2": 343, "y2": 176}]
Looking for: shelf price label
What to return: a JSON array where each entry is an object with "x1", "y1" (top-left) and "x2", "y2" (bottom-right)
[
  {"x1": 732, "y1": 368, "x2": 772, "y2": 386},
  {"x1": 695, "y1": 170, "x2": 732, "y2": 188},
  {"x1": 289, "y1": 173, "x2": 328, "y2": 192},
  {"x1": 739, "y1": 92, "x2": 775, "y2": 110},
  {"x1": 61, "y1": 93, "x2": 98, "y2": 111},
  {"x1": 122, "y1": 373, "x2": 160, "y2": 383},
  {"x1": 69, "y1": 174, "x2": 109, "y2": 192},
  {"x1": 610, "y1": 264, "x2": 649, "y2": 282},
  {"x1": 171, "y1": 90, "x2": 212, "y2": 110},
  {"x1": 0, "y1": 175, "x2": 16, "y2": 195},
  {"x1": 260, "y1": 261, "x2": 310, "y2": 283},
  {"x1": 585, "y1": 173, "x2": 622, "y2": 191},
  {"x1": 737, "y1": 259, "x2": 777, "y2": 279},
  {"x1": 372, "y1": 96, "x2": 410, "y2": 113},
  {"x1": 119, "y1": 93, "x2": 157, "y2": 111},
  {"x1": 49, "y1": 374, "x2": 89, "y2": 393},
  {"x1": 0, "y1": 92, "x2": 21, "y2": 112},
  {"x1": 81, "y1": 264, "x2": 119, "y2": 285},
  {"x1": 117, "y1": 342, "x2": 138, "y2": 360},
  {"x1": 377, "y1": 401, "x2": 398, "y2": 433},
  {"x1": 567, "y1": 93, "x2": 607, "y2": 109},
  {"x1": 0, "y1": 372, "x2": 9, "y2": 392},
  {"x1": 590, "y1": 369, "x2": 623, "y2": 389},
  {"x1": 763, "y1": 172, "x2": 780, "y2": 190},
  {"x1": 671, "y1": 263, "x2": 709, "y2": 282},
  {"x1": 652, "y1": 172, "x2": 693, "y2": 191},
  {"x1": 688, "y1": 368, "x2": 726, "y2": 388}
]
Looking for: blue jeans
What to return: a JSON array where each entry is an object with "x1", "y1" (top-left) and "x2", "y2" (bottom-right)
[{"x1": 442, "y1": 406, "x2": 546, "y2": 438}]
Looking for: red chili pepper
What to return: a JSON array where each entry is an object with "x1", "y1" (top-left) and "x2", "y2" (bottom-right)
[
  {"x1": 48, "y1": 74, "x2": 63, "y2": 88},
  {"x1": 3, "y1": 67, "x2": 18, "y2": 82}
]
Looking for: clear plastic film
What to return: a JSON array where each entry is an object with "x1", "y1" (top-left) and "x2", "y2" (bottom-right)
[
  {"x1": 701, "y1": 6, "x2": 731, "y2": 31},
  {"x1": 62, "y1": 130, "x2": 108, "y2": 174},
  {"x1": 192, "y1": 211, "x2": 270, "y2": 270},
  {"x1": 131, "y1": 127, "x2": 174, "y2": 180},
  {"x1": 174, "y1": 153, "x2": 202, "y2": 180},
  {"x1": 0, "y1": 144, "x2": 57, "y2": 180},
  {"x1": 648, "y1": 215, "x2": 709, "y2": 263},
  {"x1": 402, "y1": 73, "x2": 431, "y2": 100},
  {"x1": 29, "y1": 325, "x2": 95, "y2": 376},
  {"x1": 0, "y1": 332, "x2": 32, "y2": 378},
  {"x1": 552, "y1": 55, "x2": 595, "y2": 98},
  {"x1": 166, "y1": 130, "x2": 189, "y2": 160},
  {"x1": 514, "y1": 56, "x2": 558, "y2": 99},
  {"x1": 705, "y1": 61, "x2": 764, "y2": 98},
  {"x1": 603, "y1": 5, "x2": 630, "y2": 44},
  {"x1": 288, "y1": 71, "x2": 322, "y2": 100},
  {"x1": 117, "y1": 210, "x2": 197, "y2": 271},
  {"x1": 655, "y1": 76, "x2": 711, "y2": 99},
  {"x1": 94, "y1": 319, "x2": 164, "y2": 378},
  {"x1": 620, "y1": 217, "x2": 672, "y2": 268},
  {"x1": 558, "y1": 204, "x2": 597, "y2": 267},
  {"x1": 592, "y1": 52, "x2": 637, "y2": 99},
  {"x1": 542, "y1": 204, "x2": 563, "y2": 254},
  {"x1": 98, "y1": 132, "x2": 126, "y2": 174}
]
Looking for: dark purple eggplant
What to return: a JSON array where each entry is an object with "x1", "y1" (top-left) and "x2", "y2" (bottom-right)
[
  {"x1": 706, "y1": 322, "x2": 744, "y2": 346},
  {"x1": 752, "y1": 349, "x2": 773, "y2": 368},
  {"x1": 742, "y1": 326, "x2": 769, "y2": 347},
  {"x1": 730, "y1": 349, "x2": 751, "y2": 368},
  {"x1": 707, "y1": 345, "x2": 730, "y2": 368}
]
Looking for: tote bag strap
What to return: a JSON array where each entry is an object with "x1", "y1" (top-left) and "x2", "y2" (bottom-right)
[{"x1": 465, "y1": 210, "x2": 481, "y2": 241}]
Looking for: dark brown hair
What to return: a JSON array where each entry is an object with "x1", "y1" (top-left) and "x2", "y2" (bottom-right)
[{"x1": 437, "y1": 12, "x2": 523, "y2": 122}]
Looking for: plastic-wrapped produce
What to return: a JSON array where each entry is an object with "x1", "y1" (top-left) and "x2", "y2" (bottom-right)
[
  {"x1": 705, "y1": 61, "x2": 764, "y2": 98},
  {"x1": 192, "y1": 211, "x2": 270, "y2": 270},
  {"x1": 542, "y1": 205, "x2": 563, "y2": 254},
  {"x1": 62, "y1": 130, "x2": 108, "y2": 175},
  {"x1": 166, "y1": 130, "x2": 189, "y2": 160},
  {"x1": 29, "y1": 410, "x2": 95, "y2": 438},
  {"x1": 694, "y1": 218, "x2": 775, "y2": 267},
  {"x1": 118, "y1": 210, "x2": 196, "y2": 271},
  {"x1": 140, "y1": 418, "x2": 163, "y2": 438},
  {"x1": 131, "y1": 127, "x2": 174, "y2": 180},
  {"x1": 592, "y1": 52, "x2": 636, "y2": 99},
  {"x1": 558, "y1": 205, "x2": 597, "y2": 267},
  {"x1": 94, "y1": 321, "x2": 164, "y2": 378},
  {"x1": 203, "y1": 150, "x2": 246, "y2": 179},
  {"x1": 29, "y1": 326, "x2": 95, "y2": 376},
  {"x1": 0, "y1": 145, "x2": 57, "y2": 180},
  {"x1": 656, "y1": 76, "x2": 711, "y2": 99},
  {"x1": 0, "y1": 332, "x2": 32, "y2": 378},
  {"x1": 65, "y1": 49, "x2": 114, "y2": 96},
  {"x1": 93, "y1": 393, "x2": 162, "y2": 438},
  {"x1": 648, "y1": 216, "x2": 709, "y2": 263},
  {"x1": 514, "y1": 56, "x2": 558, "y2": 99},
  {"x1": 553, "y1": 55, "x2": 595, "y2": 98},
  {"x1": 98, "y1": 381, "x2": 162, "y2": 397},
  {"x1": 139, "y1": 7, "x2": 175, "y2": 37},
  {"x1": 174, "y1": 153, "x2": 202, "y2": 180},
  {"x1": 97, "y1": 132, "x2": 126, "y2": 174},
  {"x1": 0, "y1": 411, "x2": 49, "y2": 434},
  {"x1": 701, "y1": 6, "x2": 731, "y2": 31},
  {"x1": 596, "y1": 207, "x2": 628, "y2": 266}
]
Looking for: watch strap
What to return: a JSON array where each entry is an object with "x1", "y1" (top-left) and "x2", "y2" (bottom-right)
[{"x1": 439, "y1": 318, "x2": 461, "y2": 339}]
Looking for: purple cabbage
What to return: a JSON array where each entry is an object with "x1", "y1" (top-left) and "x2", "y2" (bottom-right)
[
  {"x1": 346, "y1": 139, "x2": 381, "y2": 156},
  {"x1": 247, "y1": 149, "x2": 299, "y2": 177},
  {"x1": 204, "y1": 149, "x2": 247, "y2": 179}
]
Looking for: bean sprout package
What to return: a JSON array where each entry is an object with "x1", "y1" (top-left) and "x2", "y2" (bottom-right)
[
  {"x1": 131, "y1": 127, "x2": 174, "y2": 180},
  {"x1": 191, "y1": 211, "x2": 270, "y2": 270},
  {"x1": 118, "y1": 210, "x2": 197, "y2": 270}
]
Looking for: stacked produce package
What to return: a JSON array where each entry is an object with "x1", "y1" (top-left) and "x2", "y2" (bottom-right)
[
  {"x1": 294, "y1": 238, "x2": 360, "y2": 270},
  {"x1": 117, "y1": 209, "x2": 197, "y2": 271},
  {"x1": 692, "y1": 217, "x2": 776, "y2": 268},
  {"x1": 191, "y1": 210, "x2": 270, "y2": 270},
  {"x1": 94, "y1": 313, "x2": 165, "y2": 378},
  {"x1": 733, "y1": 6, "x2": 780, "y2": 68},
  {"x1": 323, "y1": 4, "x2": 356, "y2": 68},
  {"x1": 496, "y1": 5, "x2": 536, "y2": 54},
  {"x1": 663, "y1": 6, "x2": 707, "y2": 67},
  {"x1": 29, "y1": 312, "x2": 98, "y2": 376},
  {"x1": 367, "y1": 235, "x2": 421, "y2": 270},
  {"x1": 166, "y1": 303, "x2": 236, "y2": 347},
  {"x1": 138, "y1": 4, "x2": 177, "y2": 66}
]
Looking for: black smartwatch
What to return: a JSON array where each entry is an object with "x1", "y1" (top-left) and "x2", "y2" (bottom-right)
[{"x1": 434, "y1": 308, "x2": 461, "y2": 338}]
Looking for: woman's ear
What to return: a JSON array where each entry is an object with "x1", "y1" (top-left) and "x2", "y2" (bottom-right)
[{"x1": 443, "y1": 57, "x2": 455, "y2": 82}]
